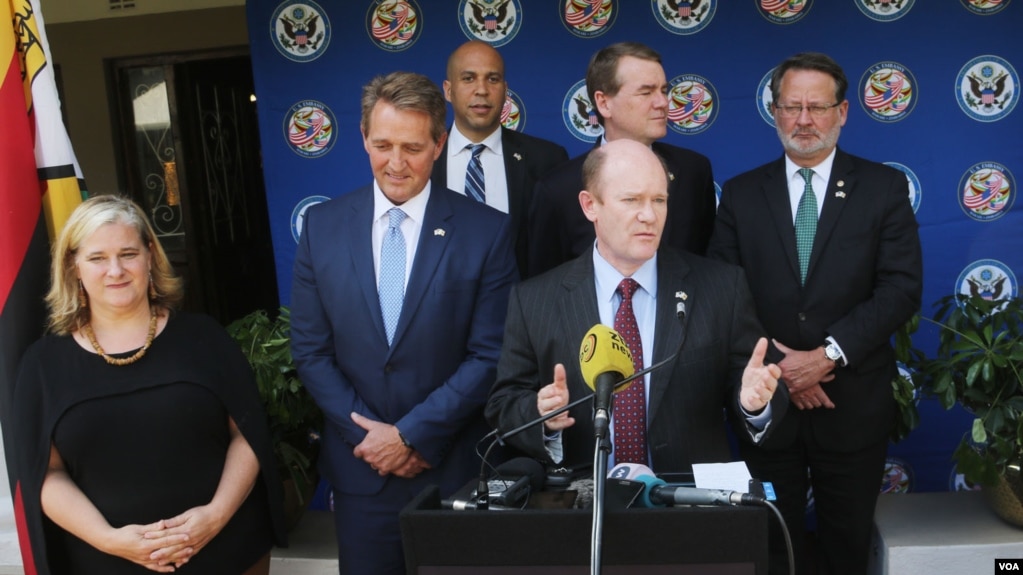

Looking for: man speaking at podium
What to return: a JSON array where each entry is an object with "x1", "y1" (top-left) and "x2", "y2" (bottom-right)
[{"x1": 485, "y1": 140, "x2": 787, "y2": 474}]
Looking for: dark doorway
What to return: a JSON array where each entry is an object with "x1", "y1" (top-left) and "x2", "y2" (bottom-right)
[{"x1": 110, "y1": 49, "x2": 278, "y2": 324}]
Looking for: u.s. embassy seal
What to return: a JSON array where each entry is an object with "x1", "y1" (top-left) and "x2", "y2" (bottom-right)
[
  {"x1": 291, "y1": 195, "x2": 331, "y2": 243},
  {"x1": 668, "y1": 74, "x2": 718, "y2": 135},
  {"x1": 960, "y1": 0, "x2": 1012, "y2": 15},
  {"x1": 756, "y1": 68, "x2": 777, "y2": 127},
  {"x1": 501, "y1": 88, "x2": 525, "y2": 132},
  {"x1": 561, "y1": 0, "x2": 617, "y2": 38},
  {"x1": 563, "y1": 79, "x2": 604, "y2": 143},
  {"x1": 958, "y1": 161, "x2": 1015, "y2": 221},
  {"x1": 757, "y1": 0, "x2": 812, "y2": 25},
  {"x1": 860, "y1": 62, "x2": 917, "y2": 123},
  {"x1": 956, "y1": 259, "x2": 1018, "y2": 305},
  {"x1": 459, "y1": 0, "x2": 522, "y2": 47},
  {"x1": 651, "y1": 0, "x2": 716, "y2": 35},
  {"x1": 283, "y1": 100, "x2": 335, "y2": 158},
  {"x1": 855, "y1": 0, "x2": 915, "y2": 22},
  {"x1": 366, "y1": 0, "x2": 422, "y2": 52},
  {"x1": 956, "y1": 55, "x2": 1019, "y2": 122},
  {"x1": 271, "y1": 2, "x2": 330, "y2": 62},
  {"x1": 883, "y1": 162, "x2": 922, "y2": 214}
]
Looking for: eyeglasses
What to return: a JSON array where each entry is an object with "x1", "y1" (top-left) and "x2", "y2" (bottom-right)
[{"x1": 773, "y1": 103, "x2": 841, "y2": 118}]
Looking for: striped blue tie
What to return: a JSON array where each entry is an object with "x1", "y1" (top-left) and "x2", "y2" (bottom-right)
[
  {"x1": 795, "y1": 168, "x2": 817, "y2": 285},
  {"x1": 378, "y1": 208, "x2": 407, "y2": 345},
  {"x1": 464, "y1": 143, "x2": 486, "y2": 203}
]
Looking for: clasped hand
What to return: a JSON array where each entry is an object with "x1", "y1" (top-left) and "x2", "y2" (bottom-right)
[
  {"x1": 117, "y1": 505, "x2": 226, "y2": 572},
  {"x1": 773, "y1": 339, "x2": 836, "y2": 410},
  {"x1": 351, "y1": 412, "x2": 431, "y2": 478}
]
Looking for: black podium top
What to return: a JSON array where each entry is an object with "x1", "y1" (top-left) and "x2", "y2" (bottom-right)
[{"x1": 400, "y1": 485, "x2": 768, "y2": 575}]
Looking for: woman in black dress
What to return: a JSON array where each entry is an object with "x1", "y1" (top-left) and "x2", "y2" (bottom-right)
[{"x1": 13, "y1": 195, "x2": 286, "y2": 574}]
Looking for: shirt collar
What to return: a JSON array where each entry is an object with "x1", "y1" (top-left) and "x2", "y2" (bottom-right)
[
  {"x1": 372, "y1": 180, "x2": 431, "y2": 224},
  {"x1": 784, "y1": 147, "x2": 837, "y2": 182},
  {"x1": 592, "y1": 244, "x2": 659, "y2": 305},
  {"x1": 448, "y1": 124, "x2": 503, "y2": 157}
]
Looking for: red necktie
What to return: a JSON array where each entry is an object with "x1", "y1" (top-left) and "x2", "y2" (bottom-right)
[{"x1": 613, "y1": 278, "x2": 647, "y2": 464}]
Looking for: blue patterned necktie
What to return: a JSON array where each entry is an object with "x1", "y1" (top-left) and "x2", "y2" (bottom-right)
[
  {"x1": 464, "y1": 143, "x2": 486, "y2": 203},
  {"x1": 613, "y1": 278, "x2": 647, "y2": 465},
  {"x1": 378, "y1": 207, "x2": 408, "y2": 345},
  {"x1": 795, "y1": 168, "x2": 818, "y2": 285}
]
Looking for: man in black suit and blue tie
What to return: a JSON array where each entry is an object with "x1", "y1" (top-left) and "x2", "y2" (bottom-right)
[
  {"x1": 433, "y1": 40, "x2": 568, "y2": 277},
  {"x1": 291, "y1": 71, "x2": 517, "y2": 575},
  {"x1": 709, "y1": 52, "x2": 923, "y2": 575}
]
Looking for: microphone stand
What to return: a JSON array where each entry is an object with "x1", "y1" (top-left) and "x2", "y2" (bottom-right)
[{"x1": 590, "y1": 412, "x2": 613, "y2": 575}]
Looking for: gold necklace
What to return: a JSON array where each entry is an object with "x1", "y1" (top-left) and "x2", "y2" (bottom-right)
[{"x1": 83, "y1": 308, "x2": 159, "y2": 366}]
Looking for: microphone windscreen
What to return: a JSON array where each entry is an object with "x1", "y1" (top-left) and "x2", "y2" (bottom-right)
[
  {"x1": 607, "y1": 462, "x2": 656, "y2": 480},
  {"x1": 579, "y1": 324, "x2": 635, "y2": 391},
  {"x1": 634, "y1": 474, "x2": 668, "y2": 508},
  {"x1": 494, "y1": 457, "x2": 547, "y2": 490}
]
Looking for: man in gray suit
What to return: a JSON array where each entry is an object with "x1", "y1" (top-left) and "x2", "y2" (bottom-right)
[{"x1": 485, "y1": 139, "x2": 786, "y2": 474}]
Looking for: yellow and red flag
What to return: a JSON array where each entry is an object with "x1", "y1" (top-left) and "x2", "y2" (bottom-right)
[{"x1": 2, "y1": 1, "x2": 84, "y2": 572}]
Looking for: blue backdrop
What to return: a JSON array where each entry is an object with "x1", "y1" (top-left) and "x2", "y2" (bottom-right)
[{"x1": 246, "y1": 0, "x2": 1021, "y2": 498}]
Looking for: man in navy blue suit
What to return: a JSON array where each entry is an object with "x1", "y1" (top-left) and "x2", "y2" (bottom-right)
[{"x1": 291, "y1": 71, "x2": 517, "y2": 575}]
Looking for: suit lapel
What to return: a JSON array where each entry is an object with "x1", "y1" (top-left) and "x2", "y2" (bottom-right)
[
  {"x1": 763, "y1": 159, "x2": 802, "y2": 283},
  {"x1": 559, "y1": 250, "x2": 602, "y2": 344},
  {"x1": 647, "y1": 251, "x2": 688, "y2": 425},
  {"x1": 808, "y1": 149, "x2": 853, "y2": 281},
  {"x1": 349, "y1": 191, "x2": 388, "y2": 344},
  {"x1": 502, "y1": 128, "x2": 528, "y2": 231},
  {"x1": 392, "y1": 189, "x2": 454, "y2": 349},
  {"x1": 432, "y1": 142, "x2": 450, "y2": 192}
]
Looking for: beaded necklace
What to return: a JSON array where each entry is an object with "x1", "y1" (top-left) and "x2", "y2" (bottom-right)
[{"x1": 82, "y1": 308, "x2": 158, "y2": 366}]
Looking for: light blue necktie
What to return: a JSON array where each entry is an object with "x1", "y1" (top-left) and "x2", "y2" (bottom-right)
[
  {"x1": 795, "y1": 168, "x2": 818, "y2": 285},
  {"x1": 378, "y1": 208, "x2": 407, "y2": 345},
  {"x1": 464, "y1": 143, "x2": 486, "y2": 203}
]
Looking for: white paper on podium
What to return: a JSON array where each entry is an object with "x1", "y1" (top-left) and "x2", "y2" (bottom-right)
[{"x1": 692, "y1": 461, "x2": 753, "y2": 493}]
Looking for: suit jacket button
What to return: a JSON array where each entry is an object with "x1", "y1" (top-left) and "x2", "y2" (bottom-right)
[
  {"x1": 384, "y1": 364, "x2": 393, "y2": 373},
  {"x1": 798, "y1": 313, "x2": 807, "y2": 321}
]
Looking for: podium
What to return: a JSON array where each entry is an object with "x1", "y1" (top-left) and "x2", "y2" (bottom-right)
[{"x1": 400, "y1": 485, "x2": 769, "y2": 574}]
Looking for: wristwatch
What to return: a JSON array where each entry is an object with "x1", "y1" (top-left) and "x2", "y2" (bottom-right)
[{"x1": 823, "y1": 342, "x2": 842, "y2": 365}]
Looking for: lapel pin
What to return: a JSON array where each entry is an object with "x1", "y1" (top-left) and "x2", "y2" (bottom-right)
[
  {"x1": 835, "y1": 191, "x2": 846, "y2": 198},
  {"x1": 668, "y1": 171, "x2": 676, "y2": 182},
  {"x1": 434, "y1": 228, "x2": 446, "y2": 237},
  {"x1": 837, "y1": 180, "x2": 845, "y2": 187},
  {"x1": 513, "y1": 153, "x2": 522, "y2": 161},
  {"x1": 675, "y1": 291, "x2": 688, "y2": 301}
]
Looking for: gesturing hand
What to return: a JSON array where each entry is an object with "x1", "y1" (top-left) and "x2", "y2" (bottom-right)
[
  {"x1": 538, "y1": 363, "x2": 575, "y2": 432},
  {"x1": 740, "y1": 337, "x2": 782, "y2": 413}
]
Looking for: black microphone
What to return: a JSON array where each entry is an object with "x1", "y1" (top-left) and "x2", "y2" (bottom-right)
[{"x1": 443, "y1": 457, "x2": 546, "y2": 511}]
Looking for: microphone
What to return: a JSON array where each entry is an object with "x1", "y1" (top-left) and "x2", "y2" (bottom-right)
[
  {"x1": 579, "y1": 324, "x2": 636, "y2": 440},
  {"x1": 442, "y1": 457, "x2": 546, "y2": 511},
  {"x1": 625, "y1": 465, "x2": 763, "y2": 507}
]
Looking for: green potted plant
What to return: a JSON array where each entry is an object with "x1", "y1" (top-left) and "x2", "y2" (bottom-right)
[
  {"x1": 227, "y1": 306, "x2": 323, "y2": 529},
  {"x1": 897, "y1": 293, "x2": 1023, "y2": 525}
]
